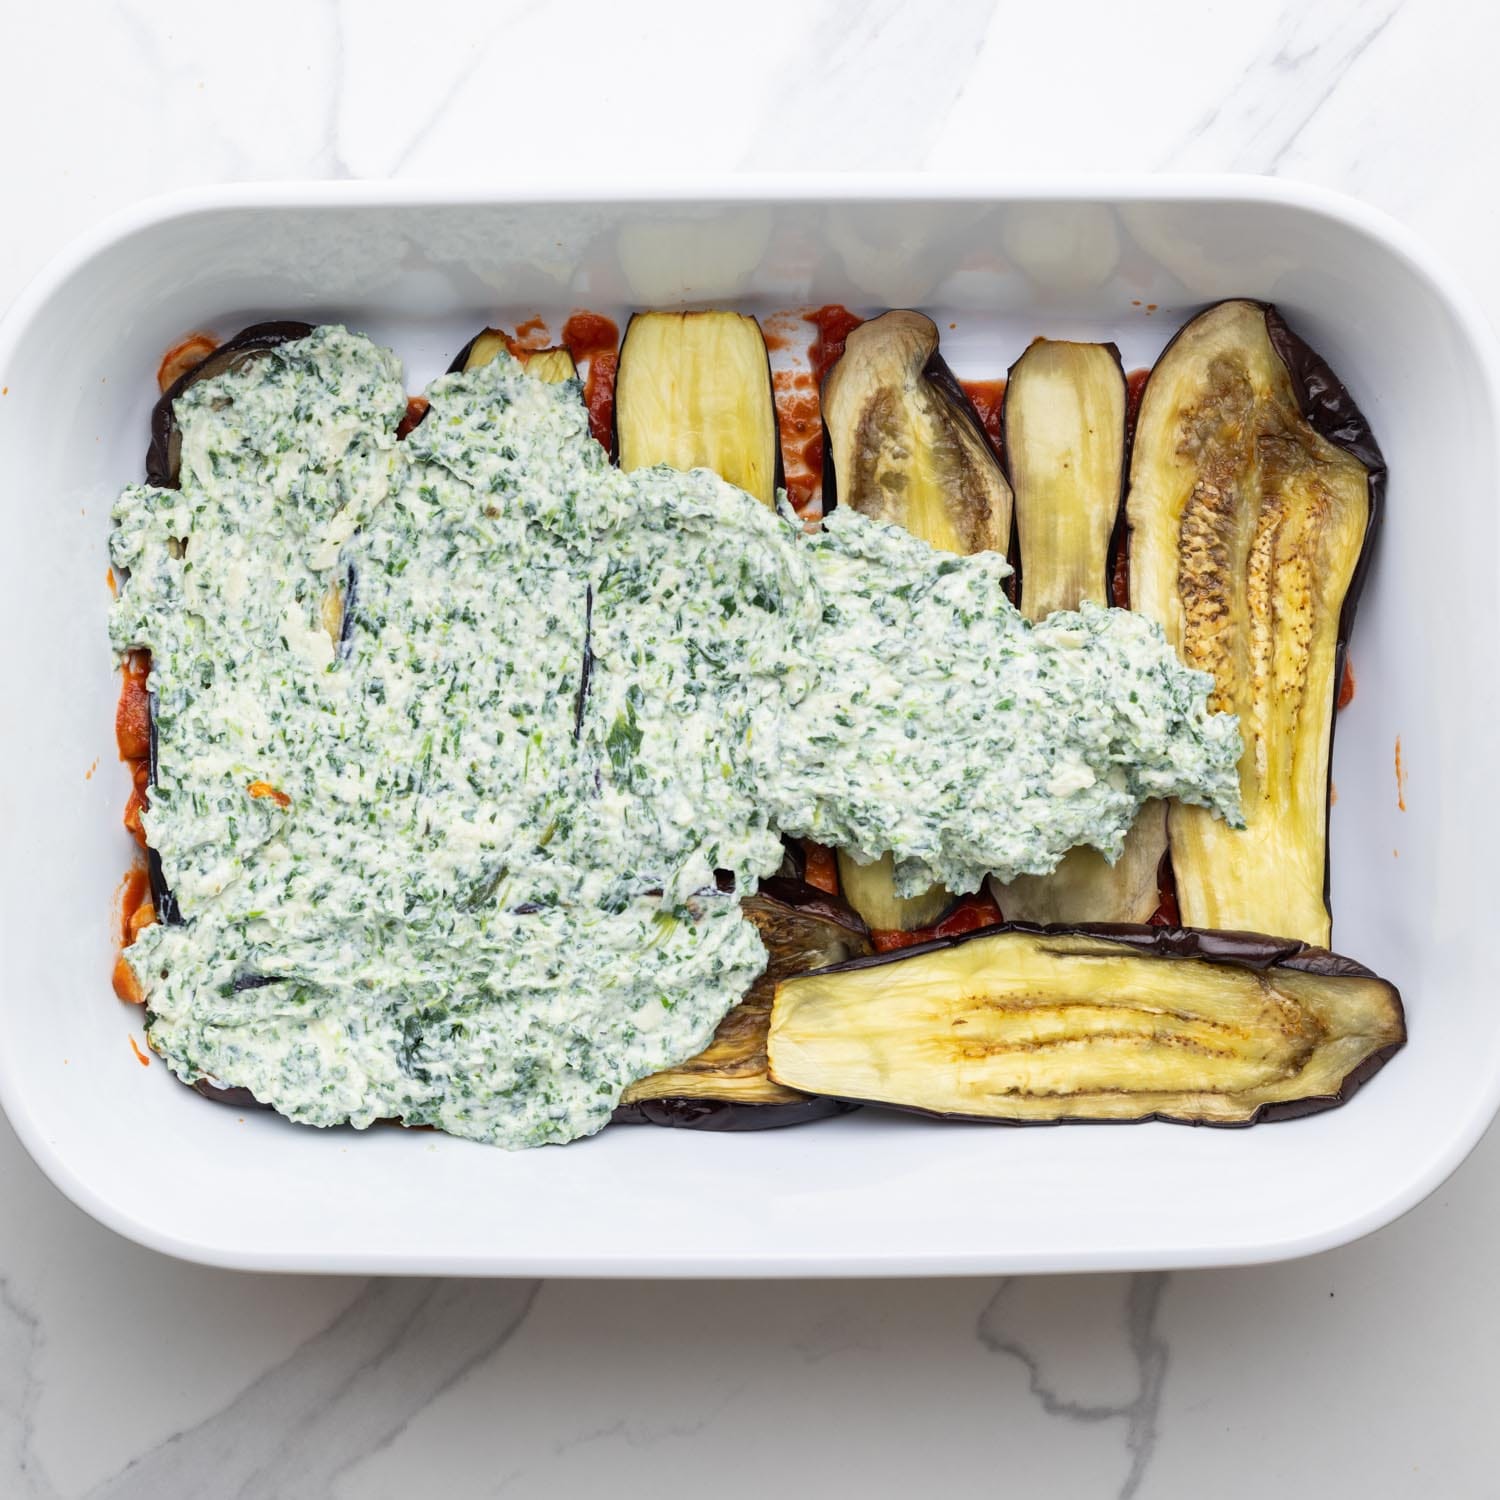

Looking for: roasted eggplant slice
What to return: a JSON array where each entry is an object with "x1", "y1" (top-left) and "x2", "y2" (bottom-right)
[
  {"x1": 1126, "y1": 301, "x2": 1383, "y2": 945},
  {"x1": 822, "y1": 309, "x2": 1012, "y2": 553},
  {"x1": 987, "y1": 338, "x2": 1166, "y2": 925},
  {"x1": 146, "y1": 321, "x2": 314, "y2": 487},
  {"x1": 822, "y1": 309, "x2": 1012, "y2": 931},
  {"x1": 836, "y1": 851, "x2": 953, "y2": 934},
  {"x1": 522, "y1": 347, "x2": 580, "y2": 384},
  {"x1": 614, "y1": 877, "x2": 873, "y2": 1130},
  {"x1": 449, "y1": 329, "x2": 579, "y2": 383},
  {"x1": 1005, "y1": 338, "x2": 1126, "y2": 619},
  {"x1": 767, "y1": 924, "x2": 1404, "y2": 1125},
  {"x1": 992, "y1": 804, "x2": 1168, "y2": 927},
  {"x1": 614, "y1": 310, "x2": 781, "y2": 507}
]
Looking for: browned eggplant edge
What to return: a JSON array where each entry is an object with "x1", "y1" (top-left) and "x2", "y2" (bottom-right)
[
  {"x1": 447, "y1": 329, "x2": 486, "y2": 375},
  {"x1": 750, "y1": 874, "x2": 869, "y2": 933},
  {"x1": 611, "y1": 1096, "x2": 859, "y2": 1131},
  {"x1": 146, "y1": 321, "x2": 316, "y2": 488},
  {"x1": 775, "y1": 920, "x2": 1406, "y2": 1128},
  {"x1": 1261, "y1": 306, "x2": 1388, "y2": 657},
  {"x1": 1129, "y1": 300, "x2": 1386, "y2": 919},
  {"x1": 447, "y1": 328, "x2": 581, "y2": 375},
  {"x1": 610, "y1": 310, "x2": 785, "y2": 498},
  {"x1": 612, "y1": 876, "x2": 870, "y2": 1132},
  {"x1": 818, "y1": 311, "x2": 1001, "y2": 530}
]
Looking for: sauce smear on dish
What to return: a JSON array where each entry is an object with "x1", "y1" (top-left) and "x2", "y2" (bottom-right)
[{"x1": 563, "y1": 312, "x2": 619, "y2": 451}]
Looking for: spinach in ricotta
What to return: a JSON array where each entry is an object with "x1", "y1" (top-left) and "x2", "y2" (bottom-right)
[{"x1": 110, "y1": 326, "x2": 1242, "y2": 1148}]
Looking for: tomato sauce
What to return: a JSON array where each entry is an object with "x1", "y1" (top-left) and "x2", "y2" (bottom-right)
[
  {"x1": 1147, "y1": 864, "x2": 1180, "y2": 927},
  {"x1": 1125, "y1": 368, "x2": 1149, "y2": 444},
  {"x1": 959, "y1": 379, "x2": 1006, "y2": 461},
  {"x1": 800, "y1": 841, "x2": 839, "y2": 895},
  {"x1": 1338, "y1": 659, "x2": 1356, "y2": 711},
  {"x1": 156, "y1": 333, "x2": 218, "y2": 394},
  {"x1": 562, "y1": 313, "x2": 620, "y2": 452},
  {"x1": 115, "y1": 653, "x2": 151, "y2": 760},
  {"x1": 772, "y1": 369, "x2": 822, "y2": 513},
  {"x1": 397, "y1": 395, "x2": 430, "y2": 440},
  {"x1": 511, "y1": 315, "x2": 551, "y2": 350},
  {"x1": 116, "y1": 867, "x2": 151, "y2": 946},
  {"x1": 807, "y1": 305, "x2": 863, "y2": 390},
  {"x1": 870, "y1": 890, "x2": 1004, "y2": 954},
  {"x1": 561, "y1": 312, "x2": 617, "y2": 361},
  {"x1": 114, "y1": 647, "x2": 159, "y2": 1000},
  {"x1": 116, "y1": 652, "x2": 154, "y2": 851},
  {"x1": 112, "y1": 860, "x2": 155, "y2": 1004}
]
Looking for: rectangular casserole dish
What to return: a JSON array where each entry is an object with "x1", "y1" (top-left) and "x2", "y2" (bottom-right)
[{"x1": 0, "y1": 177, "x2": 1494, "y2": 1276}]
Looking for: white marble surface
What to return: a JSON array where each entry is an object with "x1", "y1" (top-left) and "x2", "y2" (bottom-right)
[{"x1": 3, "y1": 1, "x2": 1498, "y2": 1494}]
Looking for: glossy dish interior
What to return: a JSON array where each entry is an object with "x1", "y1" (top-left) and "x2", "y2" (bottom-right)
[{"x1": 0, "y1": 183, "x2": 1495, "y2": 1275}]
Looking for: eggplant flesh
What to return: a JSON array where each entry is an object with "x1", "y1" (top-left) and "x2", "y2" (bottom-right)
[
  {"x1": 614, "y1": 310, "x2": 780, "y2": 507},
  {"x1": 1005, "y1": 337, "x2": 1126, "y2": 621},
  {"x1": 767, "y1": 924, "x2": 1404, "y2": 1125},
  {"x1": 451, "y1": 329, "x2": 579, "y2": 383},
  {"x1": 993, "y1": 802, "x2": 1167, "y2": 927},
  {"x1": 836, "y1": 850, "x2": 952, "y2": 933},
  {"x1": 988, "y1": 337, "x2": 1167, "y2": 924},
  {"x1": 1127, "y1": 300, "x2": 1381, "y2": 946},
  {"x1": 146, "y1": 321, "x2": 314, "y2": 488},
  {"x1": 822, "y1": 309, "x2": 1012, "y2": 554},
  {"x1": 822, "y1": 310, "x2": 1011, "y2": 930},
  {"x1": 522, "y1": 347, "x2": 580, "y2": 384},
  {"x1": 615, "y1": 877, "x2": 872, "y2": 1128}
]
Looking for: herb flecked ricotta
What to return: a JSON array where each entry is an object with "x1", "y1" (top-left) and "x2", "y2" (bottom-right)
[{"x1": 110, "y1": 327, "x2": 1243, "y2": 1148}]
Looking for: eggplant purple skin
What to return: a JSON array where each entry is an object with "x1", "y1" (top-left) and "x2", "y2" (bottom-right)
[
  {"x1": 789, "y1": 920, "x2": 1407, "y2": 1129},
  {"x1": 195, "y1": 1080, "x2": 859, "y2": 1132},
  {"x1": 145, "y1": 321, "x2": 315, "y2": 488},
  {"x1": 751, "y1": 874, "x2": 868, "y2": 934},
  {"x1": 447, "y1": 331, "x2": 483, "y2": 375},
  {"x1": 1262, "y1": 305, "x2": 1388, "y2": 664},
  {"x1": 611, "y1": 1095, "x2": 858, "y2": 1131},
  {"x1": 193, "y1": 1079, "x2": 264, "y2": 1109},
  {"x1": 191, "y1": 919, "x2": 1403, "y2": 1132}
]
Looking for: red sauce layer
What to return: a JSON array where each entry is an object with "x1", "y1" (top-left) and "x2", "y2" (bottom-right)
[
  {"x1": 958, "y1": 378, "x2": 1006, "y2": 461},
  {"x1": 773, "y1": 370, "x2": 822, "y2": 512},
  {"x1": 808, "y1": 305, "x2": 864, "y2": 390},
  {"x1": 870, "y1": 891, "x2": 1004, "y2": 954},
  {"x1": 156, "y1": 334, "x2": 218, "y2": 394},
  {"x1": 563, "y1": 312, "x2": 620, "y2": 452}
]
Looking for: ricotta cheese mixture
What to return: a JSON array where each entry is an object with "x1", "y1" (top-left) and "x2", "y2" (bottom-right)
[{"x1": 110, "y1": 327, "x2": 1243, "y2": 1148}]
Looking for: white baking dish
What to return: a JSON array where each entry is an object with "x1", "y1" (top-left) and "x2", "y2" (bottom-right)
[{"x1": 1, "y1": 178, "x2": 1494, "y2": 1276}]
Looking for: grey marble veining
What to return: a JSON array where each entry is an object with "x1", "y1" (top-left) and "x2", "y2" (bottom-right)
[
  {"x1": 978, "y1": 1275, "x2": 1168, "y2": 1500},
  {"x1": 2, "y1": 1, "x2": 1499, "y2": 1495},
  {"x1": 1162, "y1": 0, "x2": 1408, "y2": 173}
]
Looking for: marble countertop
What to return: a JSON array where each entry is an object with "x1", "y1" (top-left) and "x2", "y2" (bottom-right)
[{"x1": 3, "y1": 1, "x2": 1497, "y2": 1495}]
